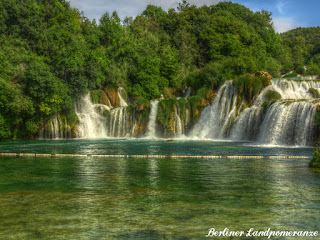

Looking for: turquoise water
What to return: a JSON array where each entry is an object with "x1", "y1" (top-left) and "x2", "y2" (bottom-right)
[
  {"x1": 0, "y1": 140, "x2": 319, "y2": 239},
  {"x1": 0, "y1": 139, "x2": 315, "y2": 156}
]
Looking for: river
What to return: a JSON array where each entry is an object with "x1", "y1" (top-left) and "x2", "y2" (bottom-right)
[{"x1": 0, "y1": 139, "x2": 319, "y2": 239}]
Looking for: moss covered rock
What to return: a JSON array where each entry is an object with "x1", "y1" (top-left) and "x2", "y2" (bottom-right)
[
  {"x1": 90, "y1": 89, "x2": 112, "y2": 107},
  {"x1": 309, "y1": 88, "x2": 320, "y2": 98},
  {"x1": 233, "y1": 75, "x2": 271, "y2": 104},
  {"x1": 265, "y1": 90, "x2": 281, "y2": 101},
  {"x1": 104, "y1": 87, "x2": 120, "y2": 107},
  {"x1": 254, "y1": 71, "x2": 273, "y2": 80}
]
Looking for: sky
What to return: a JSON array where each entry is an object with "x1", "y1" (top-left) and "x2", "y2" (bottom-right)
[{"x1": 68, "y1": 0, "x2": 320, "y2": 33}]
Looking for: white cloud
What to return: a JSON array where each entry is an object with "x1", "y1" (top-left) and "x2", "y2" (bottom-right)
[
  {"x1": 69, "y1": 0, "x2": 222, "y2": 21},
  {"x1": 272, "y1": 17, "x2": 300, "y2": 33}
]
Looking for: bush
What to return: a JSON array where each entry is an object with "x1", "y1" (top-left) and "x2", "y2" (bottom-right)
[
  {"x1": 265, "y1": 90, "x2": 281, "y2": 101},
  {"x1": 233, "y1": 75, "x2": 270, "y2": 103},
  {"x1": 296, "y1": 65, "x2": 305, "y2": 75},
  {"x1": 310, "y1": 148, "x2": 320, "y2": 168},
  {"x1": 196, "y1": 87, "x2": 211, "y2": 99},
  {"x1": 0, "y1": 114, "x2": 11, "y2": 139},
  {"x1": 283, "y1": 72, "x2": 298, "y2": 78},
  {"x1": 306, "y1": 63, "x2": 320, "y2": 75},
  {"x1": 90, "y1": 90, "x2": 103, "y2": 104}
]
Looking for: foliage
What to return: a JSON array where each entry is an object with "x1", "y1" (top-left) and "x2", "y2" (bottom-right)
[
  {"x1": 188, "y1": 95, "x2": 209, "y2": 123},
  {"x1": 0, "y1": 0, "x2": 317, "y2": 139},
  {"x1": 310, "y1": 148, "x2": 320, "y2": 168},
  {"x1": 265, "y1": 90, "x2": 281, "y2": 101},
  {"x1": 281, "y1": 27, "x2": 320, "y2": 75},
  {"x1": 309, "y1": 88, "x2": 320, "y2": 98},
  {"x1": 233, "y1": 75, "x2": 270, "y2": 103},
  {"x1": 283, "y1": 72, "x2": 298, "y2": 78}
]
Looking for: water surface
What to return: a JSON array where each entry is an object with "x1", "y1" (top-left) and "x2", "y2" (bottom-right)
[{"x1": 0, "y1": 140, "x2": 319, "y2": 239}]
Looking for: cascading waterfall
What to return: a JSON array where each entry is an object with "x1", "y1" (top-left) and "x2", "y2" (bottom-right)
[
  {"x1": 174, "y1": 106, "x2": 183, "y2": 136},
  {"x1": 75, "y1": 94, "x2": 109, "y2": 138},
  {"x1": 75, "y1": 89, "x2": 135, "y2": 138},
  {"x1": 45, "y1": 77, "x2": 319, "y2": 145},
  {"x1": 118, "y1": 87, "x2": 128, "y2": 107},
  {"x1": 258, "y1": 101, "x2": 316, "y2": 145},
  {"x1": 184, "y1": 87, "x2": 192, "y2": 99},
  {"x1": 272, "y1": 78, "x2": 320, "y2": 99},
  {"x1": 108, "y1": 107, "x2": 133, "y2": 138},
  {"x1": 145, "y1": 100, "x2": 159, "y2": 138},
  {"x1": 39, "y1": 115, "x2": 71, "y2": 139},
  {"x1": 190, "y1": 78, "x2": 319, "y2": 146},
  {"x1": 190, "y1": 81, "x2": 238, "y2": 139}
]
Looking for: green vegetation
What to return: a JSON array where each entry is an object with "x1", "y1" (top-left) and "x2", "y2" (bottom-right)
[
  {"x1": 281, "y1": 27, "x2": 320, "y2": 75},
  {"x1": 310, "y1": 148, "x2": 320, "y2": 168},
  {"x1": 262, "y1": 90, "x2": 281, "y2": 113},
  {"x1": 156, "y1": 97, "x2": 208, "y2": 137},
  {"x1": 265, "y1": 90, "x2": 281, "y2": 101},
  {"x1": 283, "y1": 72, "x2": 298, "y2": 78},
  {"x1": 233, "y1": 75, "x2": 270, "y2": 103},
  {"x1": 0, "y1": 0, "x2": 318, "y2": 139},
  {"x1": 309, "y1": 88, "x2": 320, "y2": 98}
]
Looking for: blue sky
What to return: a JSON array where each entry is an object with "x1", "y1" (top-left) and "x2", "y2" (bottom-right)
[{"x1": 69, "y1": 0, "x2": 320, "y2": 33}]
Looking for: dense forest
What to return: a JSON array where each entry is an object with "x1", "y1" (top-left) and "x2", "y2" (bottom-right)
[
  {"x1": 281, "y1": 27, "x2": 320, "y2": 75},
  {"x1": 0, "y1": 0, "x2": 320, "y2": 139}
]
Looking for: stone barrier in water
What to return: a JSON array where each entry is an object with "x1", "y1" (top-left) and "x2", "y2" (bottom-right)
[{"x1": 0, "y1": 153, "x2": 312, "y2": 159}]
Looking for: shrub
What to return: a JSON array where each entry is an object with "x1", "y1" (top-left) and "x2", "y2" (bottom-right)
[
  {"x1": 265, "y1": 90, "x2": 281, "y2": 101},
  {"x1": 310, "y1": 148, "x2": 320, "y2": 168},
  {"x1": 296, "y1": 65, "x2": 305, "y2": 75},
  {"x1": 233, "y1": 75, "x2": 270, "y2": 103},
  {"x1": 283, "y1": 72, "x2": 298, "y2": 78},
  {"x1": 196, "y1": 87, "x2": 211, "y2": 99}
]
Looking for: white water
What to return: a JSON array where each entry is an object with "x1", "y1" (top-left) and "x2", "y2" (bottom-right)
[
  {"x1": 190, "y1": 79, "x2": 319, "y2": 146},
  {"x1": 50, "y1": 78, "x2": 320, "y2": 145},
  {"x1": 174, "y1": 107, "x2": 183, "y2": 136},
  {"x1": 271, "y1": 78, "x2": 320, "y2": 99},
  {"x1": 118, "y1": 87, "x2": 128, "y2": 107},
  {"x1": 75, "y1": 88, "x2": 134, "y2": 138},
  {"x1": 190, "y1": 81, "x2": 238, "y2": 139},
  {"x1": 184, "y1": 87, "x2": 192, "y2": 99},
  {"x1": 39, "y1": 115, "x2": 71, "y2": 139},
  {"x1": 258, "y1": 101, "x2": 316, "y2": 146},
  {"x1": 109, "y1": 107, "x2": 132, "y2": 138},
  {"x1": 75, "y1": 94, "x2": 109, "y2": 138},
  {"x1": 145, "y1": 100, "x2": 159, "y2": 138}
]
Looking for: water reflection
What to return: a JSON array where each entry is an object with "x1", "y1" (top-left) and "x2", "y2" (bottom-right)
[{"x1": 0, "y1": 146, "x2": 319, "y2": 239}]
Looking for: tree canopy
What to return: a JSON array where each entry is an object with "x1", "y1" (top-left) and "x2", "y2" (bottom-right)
[{"x1": 0, "y1": 0, "x2": 316, "y2": 139}]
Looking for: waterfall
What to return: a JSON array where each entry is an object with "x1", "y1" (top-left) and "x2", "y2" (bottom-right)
[
  {"x1": 39, "y1": 115, "x2": 71, "y2": 139},
  {"x1": 189, "y1": 78, "x2": 319, "y2": 146},
  {"x1": 174, "y1": 106, "x2": 183, "y2": 136},
  {"x1": 229, "y1": 105, "x2": 265, "y2": 141},
  {"x1": 258, "y1": 101, "x2": 316, "y2": 146},
  {"x1": 75, "y1": 90, "x2": 135, "y2": 138},
  {"x1": 75, "y1": 94, "x2": 109, "y2": 138},
  {"x1": 184, "y1": 87, "x2": 192, "y2": 99},
  {"x1": 109, "y1": 107, "x2": 132, "y2": 138},
  {"x1": 190, "y1": 81, "x2": 238, "y2": 139},
  {"x1": 41, "y1": 77, "x2": 320, "y2": 145},
  {"x1": 271, "y1": 78, "x2": 320, "y2": 99},
  {"x1": 118, "y1": 87, "x2": 128, "y2": 107},
  {"x1": 145, "y1": 100, "x2": 159, "y2": 138}
]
